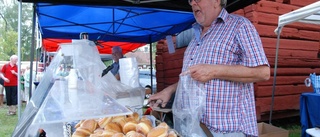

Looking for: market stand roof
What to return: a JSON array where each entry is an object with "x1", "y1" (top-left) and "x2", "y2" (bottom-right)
[
  {"x1": 25, "y1": 0, "x2": 260, "y2": 53},
  {"x1": 276, "y1": 1, "x2": 320, "y2": 30},
  {"x1": 20, "y1": 0, "x2": 259, "y2": 13},
  {"x1": 36, "y1": 3, "x2": 196, "y2": 43}
]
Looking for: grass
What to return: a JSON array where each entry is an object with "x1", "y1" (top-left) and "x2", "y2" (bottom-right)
[
  {"x1": 0, "y1": 104, "x2": 302, "y2": 137},
  {"x1": 0, "y1": 104, "x2": 25, "y2": 137}
]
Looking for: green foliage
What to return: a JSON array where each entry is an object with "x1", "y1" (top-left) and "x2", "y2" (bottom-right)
[
  {"x1": 0, "y1": 1, "x2": 34, "y2": 61},
  {"x1": 0, "y1": 30, "x2": 18, "y2": 60}
]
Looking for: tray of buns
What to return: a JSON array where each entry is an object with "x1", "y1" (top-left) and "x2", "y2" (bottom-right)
[{"x1": 65, "y1": 112, "x2": 181, "y2": 137}]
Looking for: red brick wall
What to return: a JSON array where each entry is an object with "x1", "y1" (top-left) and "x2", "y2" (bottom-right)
[
  {"x1": 155, "y1": 0, "x2": 320, "y2": 120},
  {"x1": 155, "y1": 38, "x2": 186, "y2": 91}
]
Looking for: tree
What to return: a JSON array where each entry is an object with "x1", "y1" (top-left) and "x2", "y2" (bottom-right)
[
  {"x1": 0, "y1": 29, "x2": 17, "y2": 59},
  {"x1": 0, "y1": 0, "x2": 33, "y2": 61}
]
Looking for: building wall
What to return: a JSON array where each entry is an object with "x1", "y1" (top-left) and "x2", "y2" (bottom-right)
[{"x1": 155, "y1": 0, "x2": 320, "y2": 120}]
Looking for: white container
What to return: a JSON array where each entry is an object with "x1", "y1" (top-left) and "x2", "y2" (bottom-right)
[
  {"x1": 119, "y1": 57, "x2": 140, "y2": 88},
  {"x1": 68, "y1": 69, "x2": 78, "y2": 89},
  {"x1": 68, "y1": 69, "x2": 78, "y2": 108}
]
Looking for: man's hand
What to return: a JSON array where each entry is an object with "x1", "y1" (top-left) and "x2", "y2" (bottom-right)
[
  {"x1": 188, "y1": 64, "x2": 216, "y2": 83},
  {"x1": 187, "y1": 64, "x2": 270, "y2": 83},
  {"x1": 10, "y1": 70, "x2": 17, "y2": 75},
  {"x1": 148, "y1": 83, "x2": 177, "y2": 108}
]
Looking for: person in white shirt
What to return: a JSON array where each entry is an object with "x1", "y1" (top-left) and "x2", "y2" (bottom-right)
[{"x1": 23, "y1": 65, "x2": 36, "y2": 104}]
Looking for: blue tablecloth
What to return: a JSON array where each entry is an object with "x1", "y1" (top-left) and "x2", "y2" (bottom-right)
[{"x1": 300, "y1": 92, "x2": 320, "y2": 137}]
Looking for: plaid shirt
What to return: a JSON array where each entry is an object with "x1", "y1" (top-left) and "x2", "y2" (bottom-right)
[{"x1": 182, "y1": 8, "x2": 269, "y2": 136}]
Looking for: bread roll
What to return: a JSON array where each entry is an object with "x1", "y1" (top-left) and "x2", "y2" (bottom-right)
[
  {"x1": 147, "y1": 126, "x2": 168, "y2": 137},
  {"x1": 72, "y1": 127, "x2": 91, "y2": 137},
  {"x1": 112, "y1": 133, "x2": 125, "y2": 137},
  {"x1": 127, "y1": 112, "x2": 140, "y2": 122},
  {"x1": 75, "y1": 120, "x2": 84, "y2": 129},
  {"x1": 126, "y1": 131, "x2": 145, "y2": 137},
  {"x1": 125, "y1": 117, "x2": 137, "y2": 123},
  {"x1": 125, "y1": 131, "x2": 136, "y2": 136},
  {"x1": 102, "y1": 130, "x2": 118, "y2": 137},
  {"x1": 98, "y1": 117, "x2": 112, "y2": 128},
  {"x1": 133, "y1": 112, "x2": 140, "y2": 121},
  {"x1": 136, "y1": 122, "x2": 152, "y2": 135},
  {"x1": 104, "y1": 122, "x2": 122, "y2": 133},
  {"x1": 123, "y1": 121, "x2": 138, "y2": 134},
  {"x1": 93, "y1": 128, "x2": 104, "y2": 134},
  {"x1": 81, "y1": 119, "x2": 98, "y2": 133},
  {"x1": 90, "y1": 133, "x2": 104, "y2": 137},
  {"x1": 112, "y1": 116, "x2": 126, "y2": 124},
  {"x1": 139, "y1": 116, "x2": 152, "y2": 127},
  {"x1": 71, "y1": 132, "x2": 86, "y2": 137},
  {"x1": 167, "y1": 130, "x2": 177, "y2": 137},
  {"x1": 157, "y1": 122, "x2": 169, "y2": 130}
]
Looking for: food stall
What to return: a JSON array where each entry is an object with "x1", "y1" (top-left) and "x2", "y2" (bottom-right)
[{"x1": 13, "y1": 40, "x2": 167, "y2": 136}]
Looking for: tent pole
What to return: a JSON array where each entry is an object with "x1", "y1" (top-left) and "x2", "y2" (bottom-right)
[
  {"x1": 149, "y1": 36, "x2": 154, "y2": 94},
  {"x1": 43, "y1": 50, "x2": 46, "y2": 71},
  {"x1": 35, "y1": 49, "x2": 39, "y2": 77},
  {"x1": 29, "y1": 4, "x2": 36, "y2": 99},
  {"x1": 269, "y1": 26, "x2": 283, "y2": 124},
  {"x1": 17, "y1": 0, "x2": 22, "y2": 119}
]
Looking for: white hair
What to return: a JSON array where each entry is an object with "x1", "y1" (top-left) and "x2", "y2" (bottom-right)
[
  {"x1": 221, "y1": 0, "x2": 227, "y2": 8},
  {"x1": 10, "y1": 55, "x2": 18, "y2": 61}
]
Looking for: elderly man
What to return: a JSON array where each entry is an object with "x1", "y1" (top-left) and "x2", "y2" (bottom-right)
[
  {"x1": 110, "y1": 46, "x2": 124, "y2": 80},
  {"x1": 148, "y1": 0, "x2": 270, "y2": 136},
  {"x1": 0, "y1": 55, "x2": 19, "y2": 115}
]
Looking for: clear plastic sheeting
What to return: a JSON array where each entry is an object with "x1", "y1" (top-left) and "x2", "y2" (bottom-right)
[
  {"x1": 32, "y1": 80, "x2": 131, "y2": 125},
  {"x1": 12, "y1": 40, "x2": 144, "y2": 137},
  {"x1": 100, "y1": 72, "x2": 145, "y2": 115}
]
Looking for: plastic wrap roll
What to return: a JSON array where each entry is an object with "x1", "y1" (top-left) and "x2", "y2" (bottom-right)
[{"x1": 119, "y1": 57, "x2": 140, "y2": 88}]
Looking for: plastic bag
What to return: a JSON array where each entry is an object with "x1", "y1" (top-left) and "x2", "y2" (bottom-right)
[
  {"x1": 305, "y1": 73, "x2": 320, "y2": 94},
  {"x1": 172, "y1": 74, "x2": 206, "y2": 137}
]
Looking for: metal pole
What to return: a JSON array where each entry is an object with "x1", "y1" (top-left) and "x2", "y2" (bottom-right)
[
  {"x1": 149, "y1": 37, "x2": 154, "y2": 94},
  {"x1": 269, "y1": 26, "x2": 283, "y2": 124},
  {"x1": 17, "y1": 0, "x2": 22, "y2": 119},
  {"x1": 29, "y1": 4, "x2": 36, "y2": 99}
]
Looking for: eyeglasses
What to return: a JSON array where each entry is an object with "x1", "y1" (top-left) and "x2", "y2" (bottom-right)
[{"x1": 188, "y1": 0, "x2": 201, "y2": 5}]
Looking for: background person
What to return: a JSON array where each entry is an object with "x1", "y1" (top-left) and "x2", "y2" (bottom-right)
[
  {"x1": 148, "y1": 0, "x2": 270, "y2": 136},
  {"x1": 20, "y1": 68, "x2": 25, "y2": 103},
  {"x1": 110, "y1": 46, "x2": 124, "y2": 80},
  {"x1": 0, "y1": 55, "x2": 19, "y2": 115},
  {"x1": 23, "y1": 65, "x2": 36, "y2": 104}
]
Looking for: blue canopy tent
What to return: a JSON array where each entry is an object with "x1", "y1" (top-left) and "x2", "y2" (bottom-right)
[
  {"x1": 36, "y1": 3, "x2": 196, "y2": 43},
  {"x1": 20, "y1": 0, "x2": 259, "y2": 13}
]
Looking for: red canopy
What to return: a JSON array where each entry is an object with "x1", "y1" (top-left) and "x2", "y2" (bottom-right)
[{"x1": 42, "y1": 38, "x2": 146, "y2": 54}]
